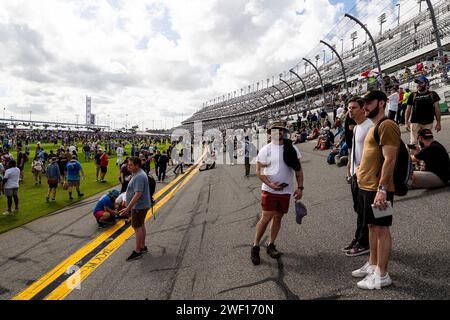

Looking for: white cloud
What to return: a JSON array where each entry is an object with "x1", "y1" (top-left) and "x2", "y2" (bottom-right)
[{"x1": 0, "y1": 0, "x2": 354, "y2": 128}]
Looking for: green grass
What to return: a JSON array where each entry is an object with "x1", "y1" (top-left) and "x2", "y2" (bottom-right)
[{"x1": 0, "y1": 141, "x2": 170, "y2": 234}]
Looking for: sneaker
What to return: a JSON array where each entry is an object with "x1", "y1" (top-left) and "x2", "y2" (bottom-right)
[
  {"x1": 52, "y1": 198, "x2": 56, "y2": 201},
  {"x1": 2, "y1": 211, "x2": 13, "y2": 216},
  {"x1": 13, "y1": 208, "x2": 19, "y2": 213},
  {"x1": 346, "y1": 245, "x2": 370, "y2": 257},
  {"x1": 97, "y1": 222, "x2": 107, "y2": 229},
  {"x1": 352, "y1": 262, "x2": 375, "y2": 278},
  {"x1": 266, "y1": 243, "x2": 281, "y2": 259},
  {"x1": 342, "y1": 239, "x2": 357, "y2": 253},
  {"x1": 357, "y1": 272, "x2": 392, "y2": 290},
  {"x1": 126, "y1": 250, "x2": 143, "y2": 261},
  {"x1": 69, "y1": 196, "x2": 74, "y2": 200},
  {"x1": 251, "y1": 246, "x2": 260, "y2": 265},
  {"x1": 46, "y1": 196, "x2": 50, "y2": 203},
  {"x1": 78, "y1": 193, "x2": 84, "y2": 197},
  {"x1": 141, "y1": 246, "x2": 148, "y2": 254}
]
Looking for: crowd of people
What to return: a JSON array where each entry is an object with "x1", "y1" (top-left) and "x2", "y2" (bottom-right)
[{"x1": 246, "y1": 73, "x2": 449, "y2": 292}]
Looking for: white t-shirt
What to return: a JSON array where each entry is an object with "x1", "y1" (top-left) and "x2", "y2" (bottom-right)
[
  {"x1": 336, "y1": 107, "x2": 345, "y2": 119},
  {"x1": 388, "y1": 92, "x2": 399, "y2": 112},
  {"x1": 116, "y1": 147, "x2": 124, "y2": 156},
  {"x1": 68, "y1": 146, "x2": 76, "y2": 153},
  {"x1": 256, "y1": 142, "x2": 302, "y2": 195},
  {"x1": 350, "y1": 119, "x2": 373, "y2": 176},
  {"x1": 4, "y1": 167, "x2": 20, "y2": 189}
]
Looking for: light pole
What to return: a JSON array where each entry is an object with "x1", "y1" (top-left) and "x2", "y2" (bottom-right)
[
  {"x1": 378, "y1": 13, "x2": 387, "y2": 35},
  {"x1": 320, "y1": 40, "x2": 350, "y2": 95},
  {"x1": 3, "y1": 107, "x2": 5, "y2": 119},
  {"x1": 340, "y1": 38, "x2": 344, "y2": 55},
  {"x1": 396, "y1": 3, "x2": 401, "y2": 26},
  {"x1": 424, "y1": 0, "x2": 448, "y2": 81},
  {"x1": 29, "y1": 111, "x2": 32, "y2": 121},
  {"x1": 351, "y1": 31, "x2": 358, "y2": 50},
  {"x1": 125, "y1": 114, "x2": 128, "y2": 130},
  {"x1": 418, "y1": 0, "x2": 424, "y2": 13}
]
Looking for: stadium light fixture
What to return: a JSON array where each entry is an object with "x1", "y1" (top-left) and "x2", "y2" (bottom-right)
[
  {"x1": 378, "y1": 13, "x2": 387, "y2": 35},
  {"x1": 396, "y1": 3, "x2": 400, "y2": 26}
]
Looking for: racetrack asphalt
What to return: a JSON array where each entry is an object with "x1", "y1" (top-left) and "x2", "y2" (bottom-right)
[{"x1": 1, "y1": 118, "x2": 449, "y2": 300}]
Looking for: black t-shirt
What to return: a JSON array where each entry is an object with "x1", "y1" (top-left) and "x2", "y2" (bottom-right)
[
  {"x1": 154, "y1": 154, "x2": 161, "y2": 164},
  {"x1": 94, "y1": 153, "x2": 101, "y2": 165},
  {"x1": 415, "y1": 141, "x2": 450, "y2": 183},
  {"x1": 344, "y1": 116, "x2": 357, "y2": 148},
  {"x1": 407, "y1": 90, "x2": 440, "y2": 125},
  {"x1": 58, "y1": 156, "x2": 68, "y2": 173},
  {"x1": 17, "y1": 151, "x2": 24, "y2": 166},
  {"x1": 158, "y1": 155, "x2": 169, "y2": 167}
]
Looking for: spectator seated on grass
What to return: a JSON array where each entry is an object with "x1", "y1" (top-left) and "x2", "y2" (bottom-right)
[
  {"x1": 306, "y1": 126, "x2": 320, "y2": 141},
  {"x1": 294, "y1": 128, "x2": 308, "y2": 144}
]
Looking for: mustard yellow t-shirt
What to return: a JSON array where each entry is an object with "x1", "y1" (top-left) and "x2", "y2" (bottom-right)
[{"x1": 357, "y1": 120, "x2": 401, "y2": 192}]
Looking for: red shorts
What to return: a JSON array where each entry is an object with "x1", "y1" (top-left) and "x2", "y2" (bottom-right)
[
  {"x1": 94, "y1": 211, "x2": 105, "y2": 221},
  {"x1": 261, "y1": 191, "x2": 291, "y2": 214}
]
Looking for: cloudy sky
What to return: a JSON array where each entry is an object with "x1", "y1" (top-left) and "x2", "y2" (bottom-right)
[{"x1": 0, "y1": 0, "x2": 427, "y2": 129}]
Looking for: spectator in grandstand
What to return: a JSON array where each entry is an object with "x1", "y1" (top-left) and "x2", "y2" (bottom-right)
[
  {"x1": 99, "y1": 149, "x2": 109, "y2": 183},
  {"x1": 157, "y1": 151, "x2": 169, "y2": 182},
  {"x1": 119, "y1": 157, "x2": 151, "y2": 261},
  {"x1": 251, "y1": 120, "x2": 304, "y2": 266},
  {"x1": 66, "y1": 155, "x2": 85, "y2": 200},
  {"x1": 45, "y1": 157, "x2": 60, "y2": 202},
  {"x1": 343, "y1": 97, "x2": 372, "y2": 257},
  {"x1": 93, "y1": 189, "x2": 121, "y2": 228},
  {"x1": 31, "y1": 154, "x2": 43, "y2": 185},
  {"x1": 410, "y1": 129, "x2": 449, "y2": 189},
  {"x1": 353, "y1": 90, "x2": 400, "y2": 290},
  {"x1": 2, "y1": 160, "x2": 20, "y2": 216},
  {"x1": 405, "y1": 76, "x2": 441, "y2": 148},
  {"x1": 94, "y1": 148, "x2": 102, "y2": 182},
  {"x1": 387, "y1": 86, "x2": 400, "y2": 121}
]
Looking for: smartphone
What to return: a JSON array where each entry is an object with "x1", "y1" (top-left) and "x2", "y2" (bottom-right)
[
  {"x1": 371, "y1": 202, "x2": 393, "y2": 219},
  {"x1": 279, "y1": 183, "x2": 289, "y2": 188}
]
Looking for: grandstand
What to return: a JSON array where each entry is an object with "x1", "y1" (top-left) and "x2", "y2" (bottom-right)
[{"x1": 181, "y1": 0, "x2": 450, "y2": 132}]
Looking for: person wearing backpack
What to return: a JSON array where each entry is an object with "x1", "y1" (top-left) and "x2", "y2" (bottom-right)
[
  {"x1": 352, "y1": 90, "x2": 400, "y2": 290},
  {"x1": 404, "y1": 75, "x2": 441, "y2": 148}
]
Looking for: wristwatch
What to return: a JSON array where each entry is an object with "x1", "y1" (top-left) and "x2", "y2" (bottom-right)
[
  {"x1": 377, "y1": 185, "x2": 386, "y2": 193},
  {"x1": 298, "y1": 186, "x2": 304, "y2": 190}
]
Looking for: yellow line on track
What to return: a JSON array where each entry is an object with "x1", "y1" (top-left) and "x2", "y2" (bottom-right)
[{"x1": 13, "y1": 159, "x2": 202, "y2": 300}]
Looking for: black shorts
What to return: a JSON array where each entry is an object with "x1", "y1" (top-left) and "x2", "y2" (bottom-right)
[
  {"x1": 358, "y1": 189, "x2": 394, "y2": 227},
  {"x1": 100, "y1": 166, "x2": 107, "y2": 174}
]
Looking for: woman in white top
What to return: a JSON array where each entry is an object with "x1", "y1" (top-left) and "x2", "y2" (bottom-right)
[{"x1": 31, "y1": 155, "x2": 44, "y2": 185}]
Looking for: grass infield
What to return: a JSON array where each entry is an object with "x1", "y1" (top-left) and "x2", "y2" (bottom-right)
[{"x1": 0, "y1": 141, "x2": 170, "y2": 234}]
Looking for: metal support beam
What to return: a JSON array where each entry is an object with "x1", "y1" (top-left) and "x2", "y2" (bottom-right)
[
  {"x1": 303, "y1": 58, "x2": 326, "y2": 108},
  {"x1": 320, "y1": 40, "x2": 350, "y2": 95},
  {"x1": 265, "y1": 91, "x2": 278, "y2": 104},
  {"x1": 279, "y1": 78, "x2": 296, "y2": 108},
  {"x1": 344, "y1": 13, "x2": 384, "y2": 91},
  {"x1": 425, "y1": 0, "x2": 448, "y2": 81},
  {"x1": 289, "y1": 69, "x2": 308, "y2": 99},
  {"x1": 272, "y1": 85, "x2": 286, "y2": 107}
]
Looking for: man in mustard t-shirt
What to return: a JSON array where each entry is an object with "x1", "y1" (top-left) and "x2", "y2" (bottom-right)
[{"x1": 352, "y1": 90, "x2": 400, "y2": 290}]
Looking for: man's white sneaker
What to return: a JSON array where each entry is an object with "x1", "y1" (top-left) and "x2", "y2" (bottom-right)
[
  {"x1": 351, "y1": 262, "x2": 375, "y2": 278},
  {"x1": 357, "y1": 272, "x2": 392, "y2": 290}
]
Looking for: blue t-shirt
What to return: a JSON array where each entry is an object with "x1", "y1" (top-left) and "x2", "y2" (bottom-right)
[
  {"x1": 66, "y1": 161, "x2": 82, "y2": 181},
  {"x1": 93, "y1": 195, "x2": 114, "y2": 214}
]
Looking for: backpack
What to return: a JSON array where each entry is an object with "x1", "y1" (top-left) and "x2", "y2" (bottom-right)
[
  {"x1": 327, "y1": 152, "x2": 336, "y2": 164},
  {"x1": 147, "y1": 174, "x2": 156, "y2": 205},
  {"x1": 374, "y1": 118, "x2": 413, "y2": 196}
]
